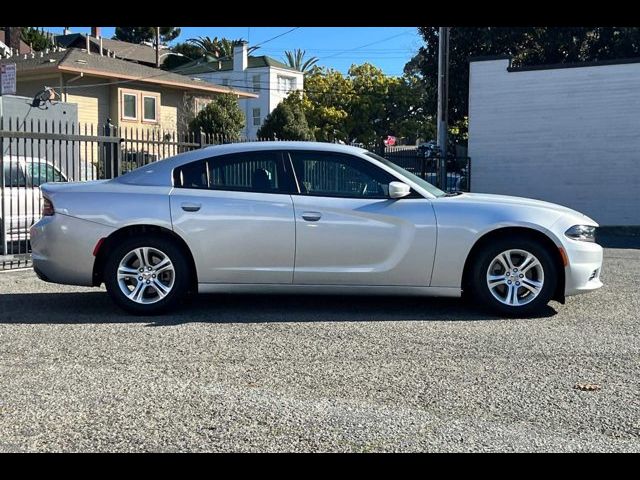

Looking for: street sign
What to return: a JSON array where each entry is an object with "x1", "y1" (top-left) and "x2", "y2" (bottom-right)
[{"x1": 1, "y1": 63, "x2": 17, "y2": 95}]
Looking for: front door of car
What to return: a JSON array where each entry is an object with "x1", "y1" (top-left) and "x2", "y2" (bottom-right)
[
  {"x1": 287, "y1": 150, "x2": 437, "y2": 286},
  {"x1": 170, "y1": 151, "x2": 296, "y2": 284}
]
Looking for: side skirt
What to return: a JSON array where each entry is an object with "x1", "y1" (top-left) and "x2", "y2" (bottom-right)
[{"x1": 197, "y1": 283, "x2": 462, "y2": 297}]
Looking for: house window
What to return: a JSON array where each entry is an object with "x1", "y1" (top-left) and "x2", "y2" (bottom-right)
[
  {"x1": 252, "y1": 74, "x2": 261, "y2": 93},
  {"x1": 252, "y1": 108, "x2": 261, "y2": 126},
  {"x1": 122, "y1": 92, "x2": 138, "y2": 120},
  {"x1": 278, "y1": 76, "x2": 295, "y2": 94},
  {"x1": 142, "y1": 94, "x2": 159, "y2": 123},
  {"x1": 195, "y1": 98, "x2": 209, "y2": 114}
]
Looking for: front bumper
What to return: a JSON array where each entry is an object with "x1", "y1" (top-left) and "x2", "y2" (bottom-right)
[
  {"x1": 563, "y1": 238, "x2": 603, "y2": 296},
  {"x1": 30, "y1": 213, "x2": 115, "y2": 286}
]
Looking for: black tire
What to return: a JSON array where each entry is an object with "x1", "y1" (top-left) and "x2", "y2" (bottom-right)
[
  {"x1": 468, "y1": 235, "x2": 558, "y2": 317},
  {"x1": 103, "y1": 235, "x2": 190, "y2": 315}
]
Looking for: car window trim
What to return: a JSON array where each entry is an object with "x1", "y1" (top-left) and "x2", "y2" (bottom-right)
[{"x1": 172, "y1": 151, "x2": 296, "y2": 195}]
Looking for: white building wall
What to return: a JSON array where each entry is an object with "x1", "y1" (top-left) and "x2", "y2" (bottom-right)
[
  {"x1": 468, "y1": 58, "x2": 640, "y2": 226},
  {"x1": 195, "y1": 63, "x2": 303, "y2": 139}
]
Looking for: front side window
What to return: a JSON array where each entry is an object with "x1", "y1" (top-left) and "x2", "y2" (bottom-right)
[
  {"x1": 143, "y1": 95, "x2": 158, "y2": 122},
  {"x1": 173, "y1": 152, "x2": 290, "y2": 194},
  {"x1": 27, "y1": 162, "x2": 66, "y2": 186},
  {"x1": 252, "y1": 74, "x2": 261, "y2": 93},
  {"x1": 289, "y1": 151, "x2": 395, "y2": 198},
  {"x1": 252, "y1": 108, "x2": 261, "y2": 127},
  {"x1": 122, "y1": 92, "x2": 137, "y2": 120}
]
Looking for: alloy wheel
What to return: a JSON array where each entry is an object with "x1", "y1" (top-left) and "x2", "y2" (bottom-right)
[
  {"x1": 486, "y1": 249, "x2": 545, "y2": 307},
  {"x1": 117, "y1": 247, "x2": 175, "y2": 304}
]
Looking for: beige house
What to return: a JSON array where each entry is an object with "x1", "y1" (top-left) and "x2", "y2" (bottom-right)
[{"x1": 0, "y1": 47, "x2": 257, "y2": 133}]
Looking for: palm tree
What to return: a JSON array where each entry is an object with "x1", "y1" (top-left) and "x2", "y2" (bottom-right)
[
  {"x1": 187, "y1": 36, "x2": 245, "y2": 59},
  {"x1": 283, "y1": 49, "x2": 319, "y2": 72}
]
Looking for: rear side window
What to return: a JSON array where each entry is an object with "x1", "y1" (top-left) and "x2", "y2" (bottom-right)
[
  {"x1": 27, "y1": 162, "x2": 66, "y2": 186},
  {"x1": 173, "y1": 151, "x2": 293, "y2": 193},
  {"x1": 3, "y1": 163, "x2": 27, "y2": 187},
  {"x1": 173, "y1": 160, "x2": 208, "y2": 189}
]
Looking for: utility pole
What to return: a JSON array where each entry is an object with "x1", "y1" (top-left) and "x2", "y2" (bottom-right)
[
  {"x1": 437, "y1": 26, "x2": 450, "y2": 190},
  {"x1": 155, "y1": 27, "x2": 160, "y2": 68}
]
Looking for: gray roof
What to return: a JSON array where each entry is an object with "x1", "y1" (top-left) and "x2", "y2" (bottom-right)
[
  {"x1": 176, "y1": 55, "x2": 299, "y2": 75},
  {"x1": 0, "y1": 48, "x2": 257, "y2": 97},
  {"x1": 55, "y1": 33, "x2": 166, "y2": 66}
]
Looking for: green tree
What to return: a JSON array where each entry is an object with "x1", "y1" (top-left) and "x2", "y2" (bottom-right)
[
  {"x1": 300, "y1": 64, "x2": 433, "y2": 145},
  {"x1": 113, "y1": 27, "x2": 181, "y2": 45},
  {"x1": 189, "y1": 94, "x2": 245, "y2": 140},
  {"x1": 162, "y1": 42, "x2": 202, "y2": 70},
  {"x1": 301, "y1": 66, "x2": 352, "y2": 142},
  {"x1": 257, "y1": 93, "x2": 314, "y2": 140},
  {"x1": 20, "y1": 27, "x2": 53, "y2": 51},
  {"x1": 283, "y1": 49, "x2": 319, "y2": 72},
  {"x1": 406, "y1": 27, "x2": 640, "y2": 144}
]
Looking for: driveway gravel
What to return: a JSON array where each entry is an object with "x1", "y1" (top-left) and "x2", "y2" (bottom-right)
[{"x1": 0, "y1": 239, "x2": 638, "y2": 452}]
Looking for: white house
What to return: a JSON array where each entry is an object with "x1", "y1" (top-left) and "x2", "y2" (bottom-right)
[
  {"x1": 468, "y1": 55, "x2": 640, "y2": 226},
  {"x1": 181, "y1": 42, "x2": 304, "y2": 139}
]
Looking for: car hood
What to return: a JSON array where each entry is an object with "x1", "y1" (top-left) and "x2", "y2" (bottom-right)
[{"x1": 441, "y1": 192, "x2": 598, "y2": 225}]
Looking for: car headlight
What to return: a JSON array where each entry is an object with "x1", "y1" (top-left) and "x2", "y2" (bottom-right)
[{"x1": 565, "y1": 225, "x2": 597, "y2": 242}]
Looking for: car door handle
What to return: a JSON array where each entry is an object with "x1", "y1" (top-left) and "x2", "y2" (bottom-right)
[
  {"x1": 302, "y1": 211, "x2": 322, "y2": 222},
  {"x1": 181, "y1": 202, "x2": 201, "y2": 212}
]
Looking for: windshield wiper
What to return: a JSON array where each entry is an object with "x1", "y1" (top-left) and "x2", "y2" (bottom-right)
[{"x1": 444, "y1": 191, "x2": 464, "y2": 197}]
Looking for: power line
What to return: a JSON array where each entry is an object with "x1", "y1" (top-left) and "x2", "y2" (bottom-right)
[{"x1": 321, "y1": 29, "x2": 416, "y2": 60}]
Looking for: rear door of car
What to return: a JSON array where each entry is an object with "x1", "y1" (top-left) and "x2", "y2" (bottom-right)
[
  {"x1": 286, "y1": 150, "x2": 438, "y2": 286},
  {"x1": 170, "y1": 150, "x2": 297, "y2": 285}
]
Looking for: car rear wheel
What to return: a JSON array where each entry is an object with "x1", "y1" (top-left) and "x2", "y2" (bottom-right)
[
  {"x1": 104, "y1": 236, "x2": 190, "y2": 315},
  {"x1": 469, "y1": 236, "x2": 558, "y2": 317}
]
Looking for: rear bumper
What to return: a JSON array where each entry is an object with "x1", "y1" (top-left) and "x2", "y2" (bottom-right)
[
  {"x1": 30, "y1": 214, "x2": 115, "y2": 286},
  {"x1": 563, "y1": 239, "x2": 604, "y2": 296}
]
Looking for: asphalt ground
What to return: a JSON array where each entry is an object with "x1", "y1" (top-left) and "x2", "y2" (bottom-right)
[{"x1": 0, "y1": 235, "x2": 638, "y2": 452}]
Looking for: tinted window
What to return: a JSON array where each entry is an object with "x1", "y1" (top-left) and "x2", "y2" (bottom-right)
[
  {"x1": 289, "y1": 151, "x2": 395, "y2": 198},
  {"x1": 27, "y1": 162, "x2": 66, "y2": 186},
  {"x1": 209, "y1": 152, "x2": 284, "y2": 193},
  {"x1": 173, "y1": 151, "x2": 290, "y2": 194},
  {"x1": 173, "y1": 160, "x2": 208, "y2": 189},
  {"x1": 3, "y1": 163, "x2": 27, "y2": 187}
]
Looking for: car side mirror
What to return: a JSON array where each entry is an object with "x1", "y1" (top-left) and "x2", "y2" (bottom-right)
[{"x1": 389, "y1": 181, "x2": 411, "y2": 199}]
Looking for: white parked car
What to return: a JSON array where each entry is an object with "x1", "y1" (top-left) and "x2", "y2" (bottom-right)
[
  {"x1": 30, "y1": 142, "x2": 603, "y2": 316},
  {"x1": 1, "y1": 156, "x2": 68, "y2": 253}
]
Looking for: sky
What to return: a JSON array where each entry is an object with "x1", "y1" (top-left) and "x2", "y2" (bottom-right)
[{"x1": 42, "y1": 27, "x2": 423, "y2": 76}]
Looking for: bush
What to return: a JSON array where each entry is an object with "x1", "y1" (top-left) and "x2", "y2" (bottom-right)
[
  {"x1": 189, "y1": 94, "x2": 245, "y2": 141},
  {"x1": 257, "y1": 94, "x2": 314, "y2": 141}
]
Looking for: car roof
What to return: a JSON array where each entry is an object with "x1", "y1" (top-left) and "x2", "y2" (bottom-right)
[
  {"x1": 204, "y1": 141, "x2": 369, "y2": 155},
  {"x1": 114, "y1": 141, "x2": 372, "y2": 186}
]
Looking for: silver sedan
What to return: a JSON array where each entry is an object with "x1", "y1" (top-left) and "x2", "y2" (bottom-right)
[{"x1": 30, "y1": 142, "x2": 603, "y2": 316}]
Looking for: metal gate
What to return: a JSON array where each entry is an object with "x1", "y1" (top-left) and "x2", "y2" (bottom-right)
[{"x1": 0, "y1": 119, "x2": 210, "y2": 270}]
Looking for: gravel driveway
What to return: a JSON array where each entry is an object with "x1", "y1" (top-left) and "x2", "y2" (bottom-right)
[{"x1": 0, "y1": 238, "x2": 638, "y2": 452}]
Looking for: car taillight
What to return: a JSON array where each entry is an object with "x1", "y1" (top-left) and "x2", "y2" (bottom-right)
[{"x1": 42, "y1": 197, "x2": 55, "y2": 216}]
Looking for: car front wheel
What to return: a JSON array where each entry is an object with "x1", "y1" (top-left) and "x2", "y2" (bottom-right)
[
  {"x1": 104, "y1": 236, "x2": 190, "y2": 315},
  {"x1": 469, "y1": 236, "x2": 558, "y2": 316}
]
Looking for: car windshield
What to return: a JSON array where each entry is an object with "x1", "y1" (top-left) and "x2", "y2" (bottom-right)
[{"x1": 364, "y1": 152, "x2": 446, "y2": 198}]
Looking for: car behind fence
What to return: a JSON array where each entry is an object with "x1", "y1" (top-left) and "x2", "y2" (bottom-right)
[{"x1": 0, "y1": 119, "x2": 470, "y2": 270}]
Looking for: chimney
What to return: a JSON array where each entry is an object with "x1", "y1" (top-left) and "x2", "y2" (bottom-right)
[
  {"x1": 233, "y1": 41, "x2": 248, "y2": 72},
  {"x1": 91, "y1": 27, "x2": 101, "y2": 38},
  {"x1": 4, "y1": 27, "x2": 22, "y2": 53},
  {"x1": 63, "y1": 27, "x2": 71, "y2": 35}
]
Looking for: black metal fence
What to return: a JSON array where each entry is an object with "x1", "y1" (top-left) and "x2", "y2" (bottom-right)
[{"x1": 0, "y1": 119, "x2": 470, "y2": 270}]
